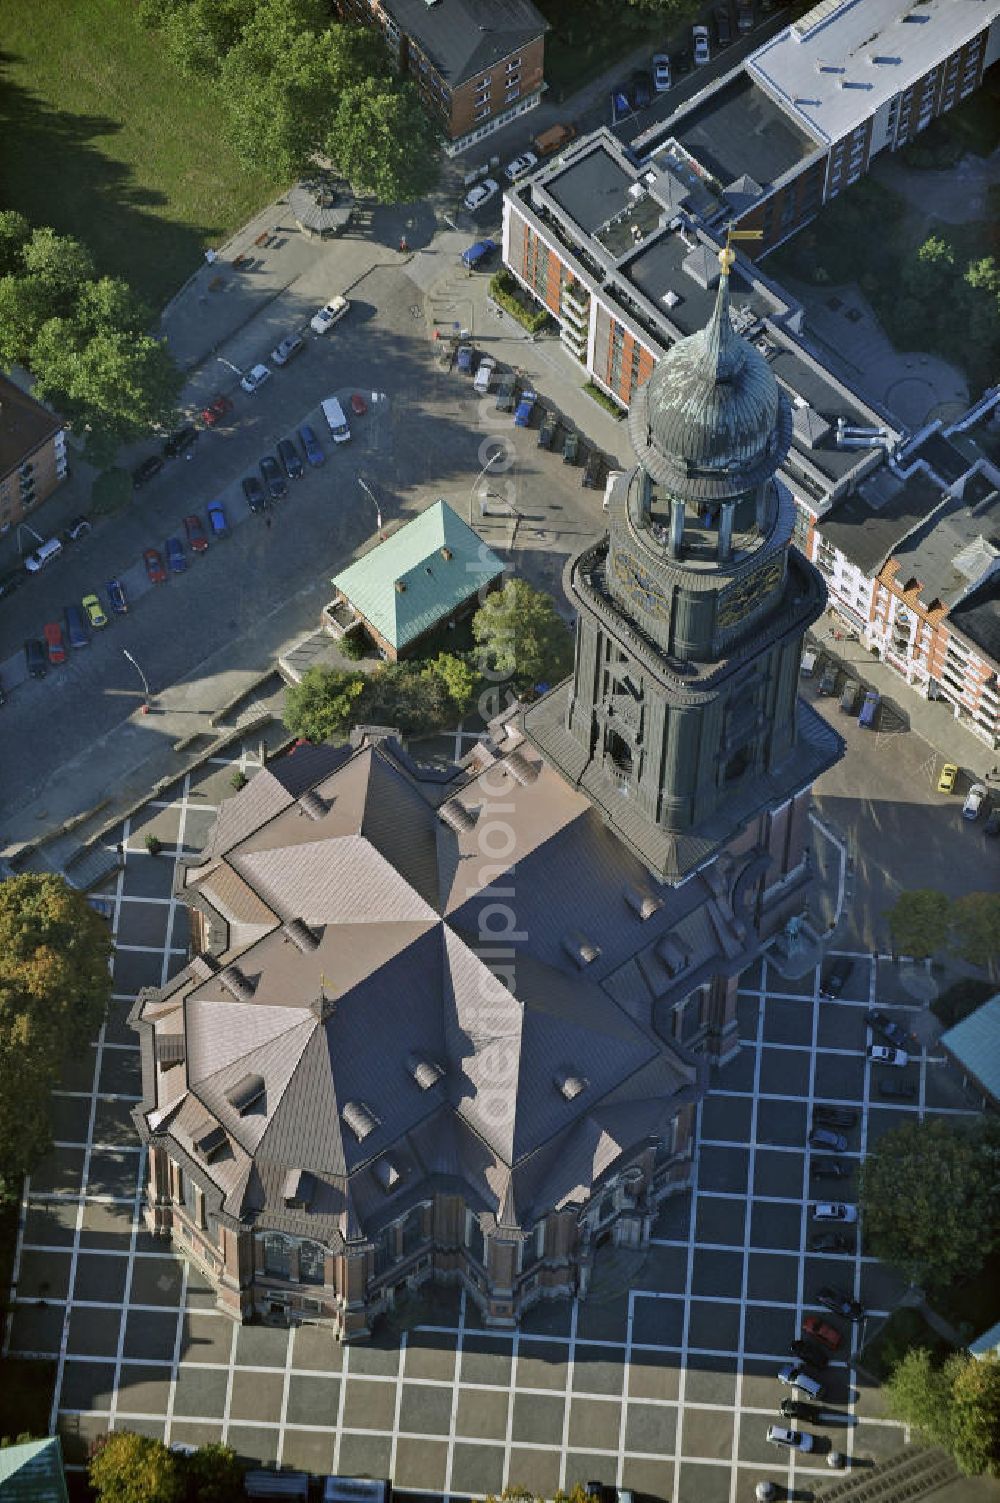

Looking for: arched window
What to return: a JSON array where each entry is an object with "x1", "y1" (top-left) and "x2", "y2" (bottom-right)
[
  {"x1": 299, "y1": 1241, "x2": 326, "y2": 1286},
  {"x1": 262, "y1": 1233, "x2": 292, "y2": 1278}
]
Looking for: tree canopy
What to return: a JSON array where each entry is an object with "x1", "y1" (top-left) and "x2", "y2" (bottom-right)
[
  {"x1": 884, "y1": 888, "x2": 1000, "y2": 975},
  {"x1": 89, "y1": 1432, "x2": 243, "y2": 1503},
  {"x1": 951, "y1": 892, "x2": 1000, "y2": 978},
  {"x1": 472, "y1": 579, "x2": 574, "y2": 694},
  {"x1": 858, "y1": 1116, "x2": 1000, "y2": 1292},
  {"x1": 885, "y1": 889, "x2": 950, "y2": 960},
  {"x1": 283, "y1": 653, "x2": 478, "y2": 744},
  {"x1": 887, "y1": 1350, "x2": 1000, "y2": 1478},
  {"x1": 0, "y1": 875, "x2": 112, "y2": 1198}
]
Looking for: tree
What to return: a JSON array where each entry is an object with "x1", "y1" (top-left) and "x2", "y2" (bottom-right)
[
  {"x1": 181, "y1": 1443, "x2": 244, "y2": 1503},
  {"x1": 359, "y1": 660, "x2": 454, "y2": 735},
  {"x1": 283, "y1": 666, "x2": 366, "y2": 743},
  {"x1": 0, "y1": 210, "x2": 31, "y2": 277},
  {"x1": 426, "y1": 653, "x2": 478, "y2": 718},
  {"x1": 155, "y1": 0, "x2": 252, "y2": 78},
  {"x1": 885, "y1": 1347, "x2": 952, "y2": 1448},
  {"x1": 21, "y1": 226, "x2": 95, "y2": 307},
  {"x1": 89, "y1": 1432, "x2": 185, "y2": 1503},
  {"x1": 0, "y1": 875, "x2": 112, "y2": 1198},
  {"x1": 885, "y1": 889, "x2": 950, "y2": 960},
  {"x1": 858, "y1": 1116, "x2": 1000, "y2": 1292},
  {"x1": 74, "y1": 277, "x2": 150, "y2": 338},
  {"x1": 0, "y1": 275, "x2": 63, "y2": 368},
  {"x1": 952, "y1": 892, "x2": 1000, "y2": 978},
  {"x1": 473, "y1": 580, "x2": 573, "y2": 693},
  {"x1": 887, "y1": 1352, "x2": 1000, "y2": 1478},
  {"x1": 329, "y1": 78, "x2": 441, "y2": 202}
]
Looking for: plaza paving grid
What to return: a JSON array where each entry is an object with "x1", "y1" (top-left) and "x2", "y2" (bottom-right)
[{"x1": 2, "y1": 745, "x2": 983, "y2": 1501}]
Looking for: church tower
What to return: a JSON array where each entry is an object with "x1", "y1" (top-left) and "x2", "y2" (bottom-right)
[{"x1": 525, "y1": 243, "x2": 841, "y2": 885}]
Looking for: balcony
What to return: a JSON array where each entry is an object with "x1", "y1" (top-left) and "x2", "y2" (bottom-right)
[
  {"x1": 559, "y1": 321, "x2": 587, "y2": 360},
  {"x1": 562, "y1": 282, "x2": 589, "y2": 317}
]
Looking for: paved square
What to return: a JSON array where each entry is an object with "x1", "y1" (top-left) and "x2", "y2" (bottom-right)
[{"x1": 5, "y1": 797, "x2": 980, "y2": 1500}]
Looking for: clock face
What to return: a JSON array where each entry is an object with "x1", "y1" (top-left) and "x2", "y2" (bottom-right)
[
  {"x1": 717, "y1": 555, "x2": 783, "y2": 630},
  {"x1": 612, "y1": 549, "x2": 671, "y2": 621}
]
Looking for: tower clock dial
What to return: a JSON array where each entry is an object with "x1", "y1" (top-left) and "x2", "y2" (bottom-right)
[
  {"x1": 612, "y1": 550, "x2": 671, "y2": 621},
  {"x1": 717, "y1": 555, "x2": 783, "y2": 629}
]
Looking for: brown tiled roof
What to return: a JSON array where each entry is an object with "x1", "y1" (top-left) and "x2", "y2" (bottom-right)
[{"x1": 0, "y1": 373, "x2": 61, "y2": 480}]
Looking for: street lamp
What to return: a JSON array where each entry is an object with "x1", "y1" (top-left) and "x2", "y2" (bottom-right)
[
  {"x1": 468, "y1": 448, "x2": 506, "y2": 525},
  {"x1": 215, "y1": 356, "x2": 243, "y2": 377},
  {"x1": 357, "y1": 476, "x2": 383, "y2": 534},
  {"x1": 122, "y1": 648, "x2": 152, "y2": 709}
]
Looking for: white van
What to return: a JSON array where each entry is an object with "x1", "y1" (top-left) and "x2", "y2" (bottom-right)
[
  {"x1": 603, "y1": 470, "x2": 625, "y2": 511},
  {"x1": 24, "y1": 537, "x2": 63, "y2": 573},
  {"x1": 473, "y1": 355, "x2": 496, "y2": 394},
  {"x1": 777, "y1": 1363, "x2": 824, "y2": 1400},
  {"x1": 321, "y1": 396, "x2": 351, "y2": 444}
]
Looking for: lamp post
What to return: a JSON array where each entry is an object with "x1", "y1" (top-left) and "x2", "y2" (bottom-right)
[
  {"x1": 468, "y1": 448, "x2": 505, "y2": 525},
  {"x1": 357, "y1": 476, "x2": 383, "y2": 534},
  {"x1": 122, "y1": 648, "x2": 152, "y2": 709},
  {"x1": 215, "y1": 356, "x2": 242, "y2": 377}
]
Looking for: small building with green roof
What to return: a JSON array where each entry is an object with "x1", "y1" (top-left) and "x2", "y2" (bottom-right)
[
  {"x1": 939, "y1": 994, "x2": 1000, "y2": 1110},
  {"x1": 0, "y1": 1437, "x2": 70, "y2": 1503},
  {"x1": 330, "y1": 499, "x2": 505, "y2": 660}
]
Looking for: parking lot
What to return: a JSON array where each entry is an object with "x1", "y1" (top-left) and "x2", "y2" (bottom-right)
[{"x1": 2, "y1": 747, "x2": 982, "y2": 1501}]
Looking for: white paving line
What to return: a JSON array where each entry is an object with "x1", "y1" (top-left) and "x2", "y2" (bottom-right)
[
  {"x1": 162, "y1": 1260, "x2": 191, "y2": 1445},
  {"x1": 332, "y1": 1339, "x2": 351, "y2": 1472},
  {"x1": 443, "y1": 1288, "x2": 467, "y2": 1499},
  {"x1": 500, "y1": 1325, "x2": 520, "y2": 1490},
  {"x1": 388, "y1": 1330, "x2": 408, "y2": 1484},
  {"x1": 728, "y1": 975, "x2": 766, "y2": 1503},
  {"x1": 557, "y1": 1297, "x2": 579, "y2": 1491},
  {"x1": 220, "y1": 1322, "x2": 240, "y2": 1445},
  {"x1": 788, "y1": 953, "x2": 824, "y2": 1497},
  {"x1": 107, "y1": 1144, "x2": 148, "y2": 1435},
  {"x1": 670, "y1": 1099, "x2": 701, "y2": 1484},
  {"x1": 616, "y1": 1290, "x2": 635, "y2": 1488},
  {"x1": 275, "y1": 1324, "x2": 296, "y2": 1467},
  {"x1": 161, "y1": 771, "x2": 193, "y2": 990}
]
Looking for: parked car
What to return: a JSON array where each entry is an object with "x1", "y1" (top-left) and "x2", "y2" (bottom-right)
[
  {"x1": 456, "y1": 345, "x2": 475, "y2": 375},
  {"x1": 779, "y1": 1398, "x2": 818, "y2": 1422},
  {"x1": 106, "y1": 578, "x2": 128, "y2": 615},
  {"x1": 271, "y1": 333, "x2": 305, "y2": 367},
  {"x1": 274, "y1": 437, "x2": 302, "y2": 481},
  {"x1": 350, "y1": 393, "x2": 368, "y2": 417},
  {"x1": 44, "y1": 621, "x2": 67, "y2": 664},
  {"x1": 802, "y1": 1315, "x2": 842, "y2": 1351},
  {"x1": 82, "y1": 593, "x2": 108, "y2": 629},
  {"x1": 514, "y1": 389, "x2": 537, "y2": 428},
  {"x1": 790, "y1": 1338, "x2": 829, "y2": 1369},
  {"x1": 736, "y1": 0, "x2": 754, "y2": 31},
  {"x1": 865, "y1": 1011, "x2": 915, "y2": 1051},
  {"x1": 984, "y1": 808, "x2": 1000, "y2": 838},
  {"x1": 839, "y1": 679, "x2": 860, "y2": 714},
  {"x1": 132, "y1": 455, "x2": 164, "y2": 488},
  {"x1": 692, "y1": 23, "x2": 711, "y2": 63},
  {"x1": 820, "y1": 956, "x2": 853, "y2": 998},
  {"x1": 878, "y1": 1076, "x2": 917, "y2": 1099},
  {"x1": 816, "y1": 1285, "x2": 865, "y2": 1321},
  {"x1": 937, "y1": 762, "x2": 959, "y2": 794},
  {"x1": 504, "y1": 151, "x2": 538, "y2": 183},
  {"x1": 813, "y1": 1104, "x2": 858, "y2": 1129},
  {"x1": 809, "y1": 1231, "x2": 853, "y2": 1253},
  {"x1": 818, "y1": 663, "x2": 838, "y2": 696},
  {"x1": 260, "y1": 455, "x2": 287, "y2": 501},
  {"x1": 612, "y1": 85, "x2": 632, "y2": 121},
  {"x1": 777, "y1": 1365, "x2": 824, "y2": 1400},
  {"x1": 963, "y1": 782, "x2": 987, "y2": 820},
  {"x1": 462, "y1": 238, "x2": 497, "y2": 270},
  {"x1": 563, "y1": 430, "x2": 580, "y2": 465},
  {"x1": 464, "y1": 178, "x2": 499, "y2": 212},
  {"x1": 63, "y1": 515, "x2": 92, "y2": 543},
  {"x1": 652, "y1": 53, "x2": 672, "y2": 91},
  {"x1": 812, "y1": 1202, "x2": 858, "y2": 1224},
  {"x1": 64, "y1": 603, "x2": 89, "y2": 648},
  {"x1": 298, "y1": 424, "x2": 325, "y2": 467},
  {"x1": 206, "y1": 500, "x2": 230, "y2": 538},
  {"x1": 538, "y1": 410, "x2": 558, "y2": 450},
  {"x1": 859, "y1": 688, "x2": 880, "y2": 728},
  {"x1": 868, "y1": 1044, "x2": 908, "y2": 1068},
  {"x1": 24, "y1": 638, "x2": 47, "y2": 678},
  {"x1": 715, "y1": 6, "x2": 733, "y2": 44},
  {"x1": 583, "y1": 449, "x2": 605, "y2": 489},
  {"x1": 474, "y1": 356, "x2": 496, "y2": 395},
  {"x1": 144, "y1": 547, "x2": 167, "y2": 584},
  {"x1": 629, "y1": 71, "x2": 652, "y2": 110},
  {"x1": 673, "y1": 46, "x2": 692, "y2": 74},
  {"x1": 532, "y1": 123, "x2": 577, "y2": 157},
  {"x1": 809, "y1": 1127, "x2": 848, "y2": 1153},
  {"x1": 164, "y1": 536, "x2": 187, "y2": 574},
  {"x1": 0, "y1": 569, "x2": 24, "y2": 600},
  {"x1": 183, "y1": 514, "x2": 209, "y2": 553},
  {"x1": 810, "y1": 1157, "x2": 848, "y2": 1180},
  {"x1": 310, "y1": 295, "x2": 350, "y2": 335},
  {"x1": 201, "y1": 394, "x2": 232, "y2": 426},
  {"x1": 163, "y1": 423, "x2": 198, "y2": 459},
  {"x1": 240, "y1": 363, "x2": 271, "y2": 395},
  {"x1": 495, "y1": 373, "x2": 517, "y2": 412},
  {"x1": 766, "y1": 1426, "x2": 814, "y2": 1452}
]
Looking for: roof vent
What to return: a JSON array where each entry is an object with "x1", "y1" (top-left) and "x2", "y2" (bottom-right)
[
  {"x1": 506, "y1": 748, "x2": 539, "y2": 785},
  {"x1": 156, "y1": 1035, "x2": 186, "y2": 1069},
  {"x1": 562, "y1": 931, "x2": 601, "y2": 968},
  {"x1": 657, "y1": 934, "x2": 689, "y2": 976},
  {"x1": 625, "y1": 884, "x2": 663, "y2": 920},
  {"x1": 554, "y1": 1069, "x2": 587, "y2": 1101},
  {"x1": 283, "y1": 918, "x2": 319, "y2": 952},
  {"x1": 816, "y1": 61, "x2": 845, "y2": 73},
  {"x1": 440, "y1": 798, "x2": 476, "y2": 832},
  {"x1": 661, "y1": 289, "x2": 681, "y2": 308},
  {"x1": 225, "y1": 1072, "x2": 265, "y2": 1114},
  {"x1": 192, "y1": 1120, "x2": 228, "y2": 1162},
  {"x1": 869, "y1": 54, "x2": 899, "y2": 64},
  {"x1": 408, "y1": 1053, "x2": 444, "y2": 1090},
  {"x1": 373, "y1": 1158, "x2": 401, "y2": 1192},
  {"x1": 342, "y1": 1100, "x2": 378, "y2": 1142},
  {"x1": 220, "y1": 964, "x2": 256, "y2": 1001},
  {"x1": 395, "y1": 579, "x2": 407, "y2": 593},
  {"x1": 298, "y1": 789, "x2": 329, "y2": 821},
  {"x1": 283, "y1": 1167, "x2": 316, "y2": 1209},
  {"x1": 440, "y1": 546, "x2": 453, "y2": 561}
]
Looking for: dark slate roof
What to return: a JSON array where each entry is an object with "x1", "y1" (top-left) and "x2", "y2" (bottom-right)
[
  {"x1": 948, "y1": 576, "x2": 1000, "y2": 664},
  {"x1": 545, "y1": 148, "x2": 637, "y2": 238},
  {"x1": 0, "y1": 373, "x2": 62, "y2": 481},
  {"x1": 381, "y1": 0, "x2": 547, "y2": 87},
  {"x1": 667, "y1": 72, "x2": 819, "y2": 190},
  {"x1": 819, "y1": 472, "x2": 942, "y2": 577}
]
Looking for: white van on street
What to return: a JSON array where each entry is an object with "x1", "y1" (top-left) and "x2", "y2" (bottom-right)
[
  {"x1": 321, "y1": 396, "x2": 351, "y2": 444},
  {"x1": 24, "y1": 537, "x2": 63, "y2": 573}
]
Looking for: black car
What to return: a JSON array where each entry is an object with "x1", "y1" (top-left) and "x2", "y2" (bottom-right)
[
  {"x1": 809, "y1": 1126, "x2": 848, "y2": 1152},
  {"x1": 813, "y1": 1104, "x2": 858, "y2": 1130},
  {"x1": 24, "y1": 637, "x2": 47, "y2": 678},
  {"x1": 241, "y1": 476, "x2": 267, "y2": 514},
  {"x1": 673, "y1": 47, "x2": 692, "y2": 74},
  {"x1": 820, "y1": 956, "x2": 853, "y2": 998},
  {"x1": 132, "y1": 455, "x2": 164, "y2": 488},
  {"x1": 779, "y1": 1398, "x2": 818, "y2": 1422},
  {"x1": 63, "y1": 515, "x2": 92, "y2": 543},
  {"x1": 715, "y1": 6, "x2": 733, "y2": 44},
  {"x1": 163, "y1": 423, "x2": 198, "y2": 459},
  {"x1": 819, "y1": 663, "x2": 838, "y2": 696},
  {"x1": 810, "y1": 1157, "x2": 849, "y2": 1180},
  {"x1": 0, "y1": 569, "x2": 24, "y2": 600},
  {"x1": 865, "y1": 1010, "x2": 915, "y2": 1051},
  {"x1": 583, "y1": 449, "x2": 605, "y2": 489},
  {"x1": 259, "y1": 455, "x2": 288, "y2": 500},
  {"x1": 984, "y1": 808, "x2": 1000, "y2": 838},
  {"x1": 790, "y1": 1337, "x2": 829, "y2": 1369},
  {"x1": 277, "y1": 438, "x2": 304, "y2": 481},
  {"x1": 629, "y1": 71, "x2": 652, "y2": 110},
  {"x1": 809, "y1": 1231, "x2": 853, "y2": 1254},
  {"x1": 563, "y1": 430, "x2": 580, "y2": 465},
  {"x1": 878, "y1": 1076, "x2": 917, "y2": 1099},
  {"x1": 495, "y1": 374, "x2": 517, "y2": 413},
  {"x1": 816, "y1": 1285, "x2": 865, "y2": 1321},
  {"x1": 537, "y1": 410, "x2": 558, "y2": 450}
]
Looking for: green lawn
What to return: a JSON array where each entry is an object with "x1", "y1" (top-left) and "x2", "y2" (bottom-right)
[{"x1": 0, "y1": 0, "x2": 285, "y2": 308}]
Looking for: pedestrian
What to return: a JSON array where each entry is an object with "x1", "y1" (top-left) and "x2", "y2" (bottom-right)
[{"x1": 399, "y1": 235, "x2": 408, "y2": 253}]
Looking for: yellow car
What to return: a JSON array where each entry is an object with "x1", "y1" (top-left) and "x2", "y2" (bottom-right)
[
  {"x1": 937, "y1": 763, "x2": 958, "y2": 795},
  {"x1": 82, "y1": 592, "x2": 108, "y2": 629}
]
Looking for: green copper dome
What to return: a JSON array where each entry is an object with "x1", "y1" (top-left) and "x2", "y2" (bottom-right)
[{"x1": 628, "y1": 250, "x2": 792, "y2": 503}]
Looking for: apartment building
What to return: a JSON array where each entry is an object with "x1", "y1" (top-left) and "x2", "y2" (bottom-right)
[
  {"x1": 336, "y1": 0, "x2": 547, "y2": 154},
  {"x1": 0, "y1": 373, "x2": 67, "y2": 534},
  {"x1": 631, "y1": 0, "x2": 1000, "y2": 256}
]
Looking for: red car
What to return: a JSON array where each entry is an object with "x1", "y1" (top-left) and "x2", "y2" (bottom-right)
[
  {"x1": 201, "y1": 395, "x2": 233, "y2": 427},
  {"x1": 183, "y1": 513, "x2": 209, "y2": 553},
  {"x1": 144, "y1": 547, "x2": 167, "y2": 584},
  {"x1": 43, "y1": 621, "x2": 66, "y2": 664},
  {"x1": 350, "y1": 392, "x2": 367, "y2": 417},
  {"x1": 803, "y1": 1315, "x2": 842, "y2": 1351}
]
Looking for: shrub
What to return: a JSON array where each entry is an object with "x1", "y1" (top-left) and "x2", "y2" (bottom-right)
[
  {"x1": 583, "y1": 381, "x2": 625, "y2": 418},
  {"x1": 229, "y1": 770, "x2": 248, "y2": 791},
  {"x1": 489, "y1": 270, "x2": 549, "y2": 334},
  {"x1": 144, "y1": 834, "x2": 161, "y2": 856}
]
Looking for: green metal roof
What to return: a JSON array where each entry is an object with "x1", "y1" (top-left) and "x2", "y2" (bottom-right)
[
  {"x1": 0, "y1": 1438, "x2": 70, "y2": 1502},
  {"x1": 940, "y1": 995, "x2": 1000, "y2": 1103},
  {"x1": 332, "y1": 500, "x2": 504, "y2": 652}
]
